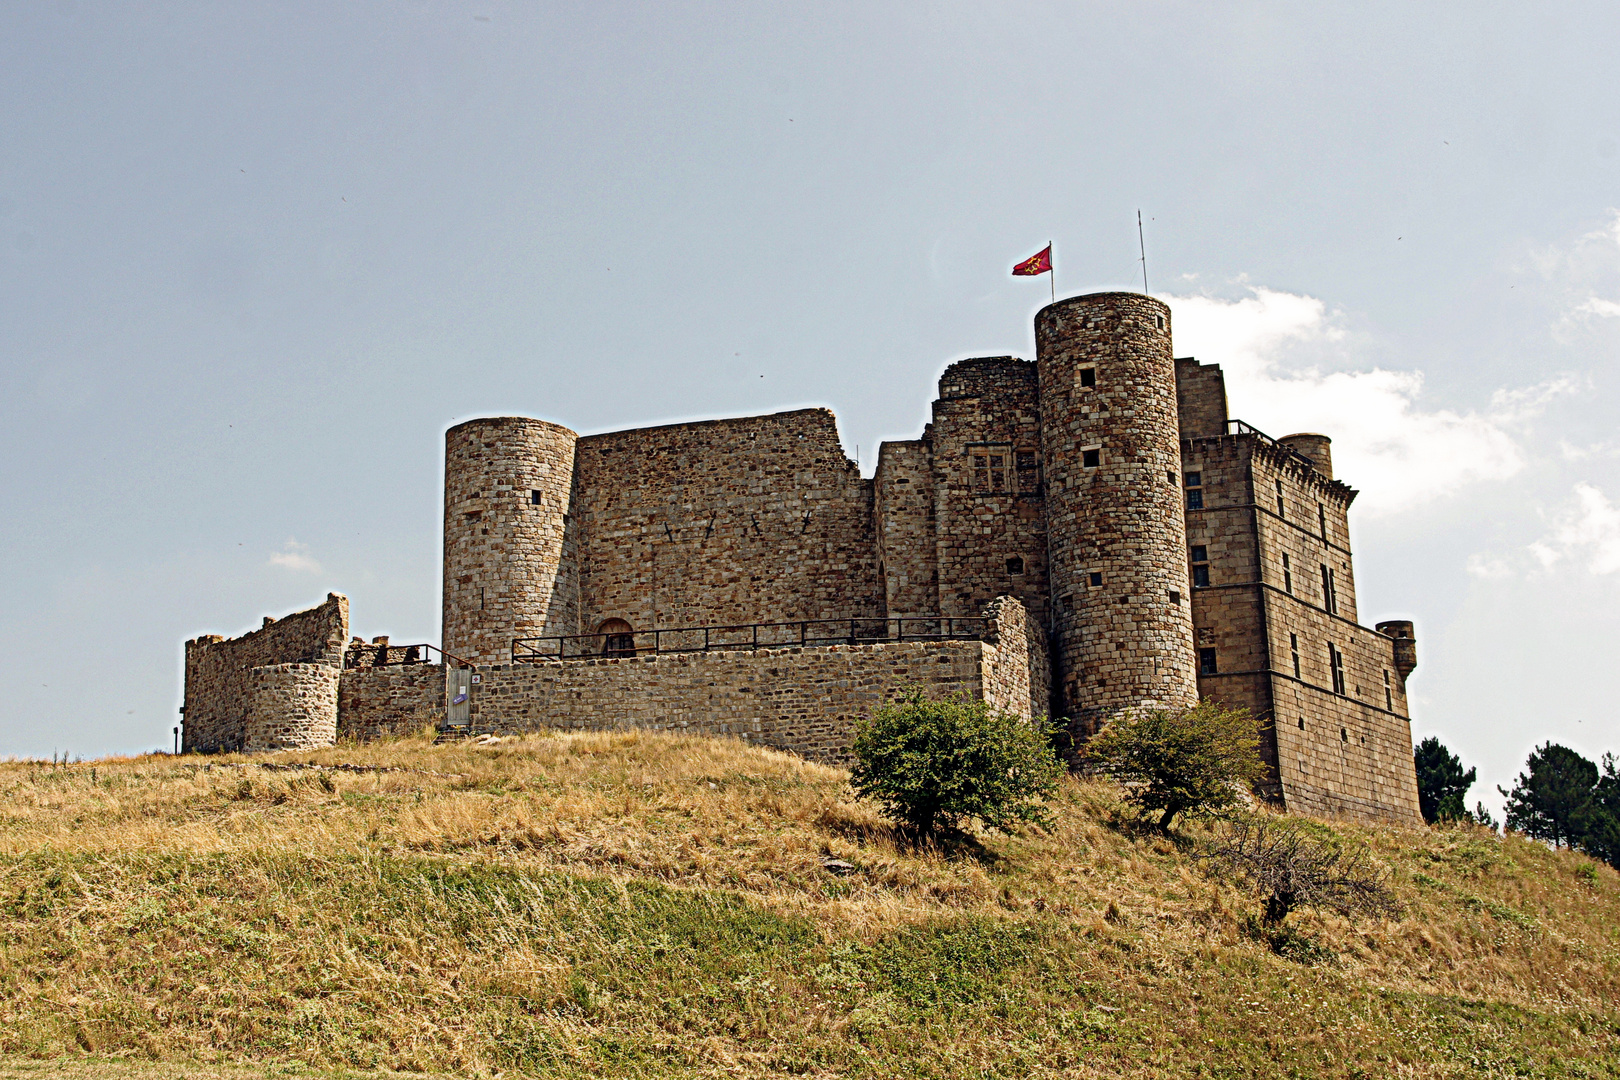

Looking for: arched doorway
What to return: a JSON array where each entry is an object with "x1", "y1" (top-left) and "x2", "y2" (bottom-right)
[{"x1": 597, "y1": 618, "x2": 636, "y2": 657}]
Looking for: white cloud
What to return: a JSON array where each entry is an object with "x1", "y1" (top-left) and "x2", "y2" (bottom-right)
[
  {"x1": 1573, "y1": 297, "x2": 1620, "y2": 319},
  {"x1": 268, "y1": 538, "x2": 321, "y2": 573},
  {"x1": 1166, "y1": 286, "x2": 1574, "y2": 517},
  {"x1": 1527, "y1": 484, "x2": 1620, "y2": 575}
]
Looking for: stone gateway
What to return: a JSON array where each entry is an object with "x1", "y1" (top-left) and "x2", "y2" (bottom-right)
[{"x1": 183, "y1": 292, "x2": 1422, "y2": 823}]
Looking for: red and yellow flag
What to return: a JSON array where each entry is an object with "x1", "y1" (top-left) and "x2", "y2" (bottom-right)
[{"x1": 1012, "y1": 245, "x2": 1052, "y2": 276}]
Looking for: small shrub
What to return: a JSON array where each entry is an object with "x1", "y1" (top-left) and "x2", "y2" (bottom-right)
[
  {"x1": 849, "y1": 689, "x2": 1062, "y2": 839},
  {"x1": 1203, "y1": 817, "x2": 1401, "y2": 926},
  {"x1": 1082, "y1": 699, "x2": 1265, "y2": 831}
]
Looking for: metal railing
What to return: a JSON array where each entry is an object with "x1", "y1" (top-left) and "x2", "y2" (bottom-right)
[
  {"x1": 1224, "y1": 419, "x2": 1320, "y2": 471},
  {"x1": 512, "y1": 616, "x2": 990, "y2": 663},
  {"x1": 344, "y1": 642, "x2": 476, "y2": 670}
]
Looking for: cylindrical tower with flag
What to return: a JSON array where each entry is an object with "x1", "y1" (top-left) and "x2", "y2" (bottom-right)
[{"x1": 1036, "y1": 292, "x2": 1198, "y2": 734}]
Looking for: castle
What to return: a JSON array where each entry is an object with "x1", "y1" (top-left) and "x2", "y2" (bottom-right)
[{"x1": 182, "y1": 292, "x2": 1423, "y2": 823}]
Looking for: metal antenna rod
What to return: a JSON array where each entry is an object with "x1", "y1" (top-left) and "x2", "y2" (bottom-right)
[{"x1": 1138, "y1": 210, "x2": 1149, "y2": 294}]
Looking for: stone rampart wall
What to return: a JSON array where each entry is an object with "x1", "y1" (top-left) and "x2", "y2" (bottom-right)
[
  {"x1": 338, "y1": 665, "x2": 446, "y2": 742},
  {"x1": 184, "y1": 594, "x2": 348, "y2": 753},
  {"x1": 980, "y1": 595, "x2": 1050, "y2": 719},
  {"x1": 572, "y1": 408, "x2": 884, "y2": 638},
  {"x1": 243, "y1": 663, "x2": 340, "y2": 752},
  {"x1": 465, "y1": 640, "x2": 985, "y2": 763}
]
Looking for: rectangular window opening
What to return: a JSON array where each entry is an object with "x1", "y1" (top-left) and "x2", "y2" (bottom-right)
[
  {"x1": 1082, "y1": 447, "x2": 1101, "y2": 469},
  {"x1": 1276, "y1": 478, "x2": 1285, "y2": 519},
  {"x1": 1282, "y1": 553, "x2": 1293, "y2": 594},
  {"x1": 1384, "y1": 669, "x2": 1393, "y2": 711},
  {"x1": 529, "y1": 490, "x2": 542, "y2": 505},
  {"x1": 1318, "y1": 503, "x2": 1328, "y2": 542},
  {"x1": 1290, "y1": 632, "x2": 1300, "y2": 679},
  {"x1": 1079, "y1": 366, "x2": 1097, "y2": 388},
  {"x1": 1006, "y1": 556, "x2": 1025, "y2": 575},
  {"x1": 1088, "y1": 571, "x2": 1103, "y2": 587},
  {"x1": 1198, "y1": 647, "x2": 1218, "y2": 675}
]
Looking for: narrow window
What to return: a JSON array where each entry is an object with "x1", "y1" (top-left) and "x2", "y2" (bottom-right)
[
  {"x1": 530, "y1": 489, "x2": 543, "y2": 505},
  {"x1": 989, "y1": 452, "x2": 1007, "y2": 492},
  {"x1": 1016, "y1": 450, "x2": 1040, "y2": 492},
  {"x1": 1341, "y1": 726, "x2": 1349, "y2": 743},
  {"x1": 1320, "y1": 564, "x2": 1337, "y2": 615},
  {"x1": 1327, "y1": 568, "x2": 1338, "y2": 614},
  {"x1": 1079, "y1": 366, "x2": 1097, "y2": 388},
  {"x1": 1191, "y1": 544, "x2": 1210, "y2": 588},
  {"x1": 1290, "y1": 633, "x2": 1300, "y2": 679},
  {"x1": 1384, "y1": 669, "x2": 1393, "y2": 711},
  {"x1": 479, "y1": 586, "x2": 485, "y2": 610},
  {"x1": 1166, "y1": 470, "x2": 1176, "y2": 486},
  {"x1": 1282, "y1": 553, "x2": 1293, "y2": 594},
  {"x1": 1006, "y1": 556, "x2": 1024, "y2": 576},
  {"x1": 1198, "y1": 647, "x2": 1218, "y2": 675},
  {"x1": 1298, "y1": 716, "x2": 1306, "y2": 730},
  {"x1": 1318, "y1": 503, "x2": 1328, "y2": 542},
  {"x1": 1155, "y1": 313, "x2": 1165, "y2": 330},
  {"x1": 1082, "y1": 448, "x2": 1101, "y2": 469},
  {"x1": 1328, "y1": 643, "x2": 1346, "y2": 695},
  {"x1": 1275, "y1": 478, "x2": 1285, "y2": 519},
  {"x1": 1184, "y1": 471, "x2": 1204, "y2": 510},
  {"x1": 1088, "y1": 571, "x2": 1102, "y2": 587}
]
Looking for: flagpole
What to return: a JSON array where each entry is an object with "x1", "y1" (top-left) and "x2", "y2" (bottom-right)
[
  {"x1": 1049, "y1": 240, "x2": 1055, "y2": 303},
  {"x1": 1137, "y1": 211, "x2": 1148, "y2": 294}
]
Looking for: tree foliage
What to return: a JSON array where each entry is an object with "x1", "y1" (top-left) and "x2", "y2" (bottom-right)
[
  {"x1": 1414, "y1": 736, "x2": 1476, "y2": 824},
  {"x1": 849, "y1": 689, "x2": 1063, "y2": 839},
  {"x1": 1082, "y1": 699, "x2": 1265, "y2": 831},
  {"x1": 1500, "y1": 742, "x2": 1600, "y2": 850},
  {"x1": 1203, "y1": 818, "x2": 1401, "y2": 925}
]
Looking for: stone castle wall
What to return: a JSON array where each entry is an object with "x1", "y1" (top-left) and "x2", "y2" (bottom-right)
[
  {"x1": 337, "y1": 665, "x2": 446, "y2": 742},
  {"x1": 572, "y1": 409, "x2": 883, "y2": 639},
  {"x1": 183, "y1": 593, "x2": 348, "y2": 753},
  {"x1": 459, "y1": 595, "x2": 1044, "y2": 763}
]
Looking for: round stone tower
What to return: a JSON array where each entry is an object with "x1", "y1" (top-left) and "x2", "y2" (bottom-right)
[
  {"x1": 1035, "y1": 292, "x2": 1199, "y2": 731},
  {"x1": 442, "y1": 417, "x2": 580, "y2": 664}
]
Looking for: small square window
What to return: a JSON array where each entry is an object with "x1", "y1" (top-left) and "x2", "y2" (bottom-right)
[
  {"x1": 1079, "y1": 367, "x2": 1097, "y2": 388},
  {"x1": 1184, "y1": 471, "x2": 1202, "y2": 488},
  {"x1": 1186, "y1": 489, "x2": 1204, "y2": 510},
  {"x1": 1082, "y1": 448, "x2": 1100, "y2": 468},
  {"x1": 1155, "y1": 314, "x2": 1165, "y2": 330},
  {"x1": 1192, "y1": 565, "x2": 1210, "y2": 587},
  {"x1": 1341, "y1": 727, "x2": 1349, "y2": 742},
  {"x1": 1198, "y1": 647, "x2": 1218, "y2": 675},
  {"x1": 1190, "y1": 545, "x2": 1208, "y2": 562},
  {"x1": 1297, "y1": 716, "x2": 1305, "y2": 730},
  {"x1": 1088, "y1": 572, "x2": 1103, "y2": 587},
  {"x1": 1006, "y1": 556, "x2": 1024, "y2": 575}
]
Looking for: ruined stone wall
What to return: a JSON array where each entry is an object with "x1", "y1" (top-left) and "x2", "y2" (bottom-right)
[
  {"x1": 873, "y1": 438, "x2": 940, "y2": 621},
  {"x1": 242, "y1": 663, "x2": 340, "y2": 752},
  {"x1": 443, "y1": 417, "x2": 580, "y2": 664},
  {"x1": 928, "y1": 358, "x2": 1050, "y2": 626},
  {"x1": 338, "y1": 665, "x2": 446, "y2": 742},
  {"x1": 980, "y1": 596, "x2": 1050, "y2": 720},
  {"x1": 572, "y1": 409, "x2": 884, "y2": 637},
  {"x1": 1175, "y1": 357, "x2": 1229, "y2": 440},
  {"x1": 1037, "y1": 293, "x2": 1199, "y2": 729},
  {"x1": 183, "y1": 594, "x2": 348, "y2": 753},
  {"x1": 464, "y1": 640, "x2": 986, "y2": 764}
]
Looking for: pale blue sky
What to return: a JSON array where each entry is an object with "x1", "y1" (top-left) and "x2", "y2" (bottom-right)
[{"x1": 3, "y1": 3, "x2": 1618, "y2": 816}]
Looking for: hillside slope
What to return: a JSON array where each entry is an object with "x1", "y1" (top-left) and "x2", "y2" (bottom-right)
[{"x1": 0, "y1": 731, "x2": 1614, "y2": 1078}]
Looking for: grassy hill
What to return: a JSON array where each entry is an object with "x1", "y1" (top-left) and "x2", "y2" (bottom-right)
[{"x1": 0, "y1": 730, "x2": 1614, "y2": 1079}]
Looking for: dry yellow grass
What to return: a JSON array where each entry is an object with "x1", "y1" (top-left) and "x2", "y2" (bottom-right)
[{"x1": 0, "y1": 728, "x2": 1614, "y2": 1078}]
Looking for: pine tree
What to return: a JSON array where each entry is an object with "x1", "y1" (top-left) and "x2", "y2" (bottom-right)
[
  {"x1": 1413, "y1": 737, "x2": 1476, "y2": 824},
  {"x1": 1500, "y1": 743, "x2": 1597, "y2": 849}
]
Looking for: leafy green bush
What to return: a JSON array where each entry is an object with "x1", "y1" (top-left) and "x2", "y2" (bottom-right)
[
  {"x1": 1082, "y1": 699, "x2": 1264, "y2": 831},
  {"x1": 849, "y1": 689, "x2": 1062, "y2": 839}
]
